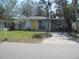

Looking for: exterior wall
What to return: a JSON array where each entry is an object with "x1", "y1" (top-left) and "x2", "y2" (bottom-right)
[
  {"x1": 72, "y1": 22, "x2": 79, "y2": 32},
  {"x1": 37, "y1": 20, "x2": 48, "y2": 31},
  {"x1": 0, "y1": 21, "x2": 4, "y2": 30},
  {"x1": 51, "y1": 20, "x2": 66, "y2": 31},
  {"x1": 42, "y1": 20, "x2": 48, "y2": 31},
  {"x1": 44, "y1": 20, "x2": 49, "y2": 31},
  {"x1": 31, "y1": 20, "x2": 47, "y2": 31},
  {"x1": 14, "y1": 20, "x2": 32, "y2": 30},
  {"x1": 37, "y1": 20, "x2": 66, "y2": 32},
  {"x1": 24, "y1": 20, "x2": 31, "y2": 29},
  {"x1": 14, "y1": 21, "x2": 19, "y2": 30},
  {"x1": 14, "y1": 19, "x2": 66, "y2": 32}
]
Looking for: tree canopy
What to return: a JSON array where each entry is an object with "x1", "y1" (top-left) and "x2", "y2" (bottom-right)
[{"x1": 0, "y1": 0, "x2": 17, "y2": 20}]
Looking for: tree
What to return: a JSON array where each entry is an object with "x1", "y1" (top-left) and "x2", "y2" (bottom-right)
[
  {"x1": 72, "y1": 0, "x2": 78, "y2": 21},
  {"x1": 19, "y1": 0, "x2": 35, "y2": 16},
  {"x1": 0, "y1": 0, "x2": 17, "y2": 30},
  {"x1": 38, "y1": 0, "x2": 53, "y2": 33},
  {"x1": 35, "y1": 3, "x2": 47, "y2": 16},
  {"x1": 54, "y1": 0, "x2": 75, "y2": 32},
  {"x1": 0, "y1": 3, "x2": 5, "y2": 20},
  {"x1": 61, "y1": 0, "x2": 78, "y2": 32},
  {"x1": 0, "y1": 0, "x2": 17, "y2": 20},
  {"x1": 49, "y1": 11, "x2": 55, "y2": 18},
  {"x1": 62, "y1": 0, "x2": 72, "y2": 32},
  {"x1": 54, "y1": 0, "x2": 64, "y2": 17}
]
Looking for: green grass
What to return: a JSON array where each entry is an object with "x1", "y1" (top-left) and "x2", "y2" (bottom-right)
[
  {"x1": 76, "y1": 33, "x2": 79, "y2": 37},
  {"x1": 0, "y1": 31, "x2": 46, "y2": 43},
  {"x1": 70, "y1": 32, "x2": 79, "y2": 39}
]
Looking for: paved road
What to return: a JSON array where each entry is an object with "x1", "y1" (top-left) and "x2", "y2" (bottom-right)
[{"x1": 0, "y1": 42, "x2": 79, "y2": 59}]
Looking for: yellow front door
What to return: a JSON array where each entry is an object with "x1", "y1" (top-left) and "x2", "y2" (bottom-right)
[{"x1": 32, "y1": 20, "x2": 36, "y2": 30}]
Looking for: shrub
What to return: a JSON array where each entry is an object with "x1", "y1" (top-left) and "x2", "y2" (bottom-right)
[
  {"x1": 32, "y1": 34, "x2": 42, "y2": 39},
  {"x1": 26, "y1": 28, "x2": 31, "y2": 31},
  {"x1": 32, "y1": 33, "x2": 52, "y2": 39},
  {"x1": 8, "y1": 21, "x2": 15, "y2": 31}
]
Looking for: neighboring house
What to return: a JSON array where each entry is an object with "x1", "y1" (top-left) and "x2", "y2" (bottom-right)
[
  {"x1": 77, "y1": 14, "x2": 79, "y2": 20},
  {"x1": 72, "y1": 24, "x2": 79, "y2": 32},
  {"x1": 72, "y1": 14, "x2": 79, "y2": 32},
  {"x1": 13, "y1": 16, "x2": 66, "y2": 32},
  {"x1": 72, "y1": 0, "x2": 79, "y2": 32}
]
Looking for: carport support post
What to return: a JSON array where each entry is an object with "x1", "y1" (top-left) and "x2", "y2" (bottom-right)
[
  {"x1": 47, "y1": 18, "x2": 49, "y2": 34},
  {"x1": 46, "y1": 14, "x2": 49, "y2": 34},
  {"x1": 47, "y1": 19, "x2": 51, "y2": 32},
  {"x1": 46, "y1": 5, "x2": 50, "y2": 35}
]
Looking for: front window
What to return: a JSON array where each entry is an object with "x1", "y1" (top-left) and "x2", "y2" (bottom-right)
[{"x1": 39, "y1": 21, "x2": 45, "y2": 30}]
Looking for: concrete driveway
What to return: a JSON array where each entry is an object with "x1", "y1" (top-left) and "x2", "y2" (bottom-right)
[
  {"x1": 0, "y1": 42, "x2": 79, "y2": 59},
  {"x1": 42, "y1": 32, "x2": 78, "y2": 44}
]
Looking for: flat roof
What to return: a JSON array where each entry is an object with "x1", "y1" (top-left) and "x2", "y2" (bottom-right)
[{"x1": 13, "y1": 16, "x2": 64, "y2": 21}]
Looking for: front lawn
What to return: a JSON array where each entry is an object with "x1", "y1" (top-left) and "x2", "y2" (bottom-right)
[
  {"x1": 71, "y1": 32, "x2": 79, "y2": 38},
  {"x1": 0, "y1": 31, "x2": 46, "y2": 43},
  {"x1": 75, "y1": 33, "x2": 79, "y2": 38}
]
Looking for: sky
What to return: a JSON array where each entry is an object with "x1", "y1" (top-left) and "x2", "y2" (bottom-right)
[
  {"x1": 18, "y1": 0, "x2": 72, "y2": 12},
  {"x1": 18, "y1": 0, "x2": 72, "y2": 2}
]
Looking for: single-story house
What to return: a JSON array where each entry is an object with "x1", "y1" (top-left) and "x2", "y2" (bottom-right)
[
  {"x1": 0, "y1": 16, "x2": 66, "y2": 32},
  {"x1": 13, "y1": 16, "x2": 66, "y2": 32}
]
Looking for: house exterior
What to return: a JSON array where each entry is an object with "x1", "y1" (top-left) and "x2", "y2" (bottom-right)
[
  {"x1": 0, "y1": 16, "x2": 66, "y2": 31},
  {"x1": 0, "y1": 20, "x2": 7, "y2": 30},
  {"x1": 13, "y1": 16, "x2": 66, "y2": 32}
]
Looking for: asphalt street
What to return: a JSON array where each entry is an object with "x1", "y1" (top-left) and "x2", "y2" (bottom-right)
[{"x1": 0, "y1": 42, "x2": 79, "y2": 59}]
